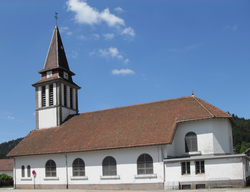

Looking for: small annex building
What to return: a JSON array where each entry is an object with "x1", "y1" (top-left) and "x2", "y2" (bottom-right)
[
  {"x1": 7, "y1": 25, "x2": 250, "y2": 190},
  {"x1": 0, "y1": 159, "x2": 13, "y2": 177}
]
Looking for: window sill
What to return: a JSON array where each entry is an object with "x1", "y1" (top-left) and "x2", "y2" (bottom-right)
[
  {"x1": 43, "y1": 177, "x2": 59, "y2": 180},
  {"x1": 70, "y1": 176, "x2": 88, "y2": 180},
  {"x1": 21, "y1": 177, "x2": 32, "y2": 181},
  {"x1": 135, "y1": 174, "x2": 157, "y2": 179},
  {"x1": 184, "y1": 151, "x2": 201, "y2": 156},
  {"x1": 100, "y1": 175, "x2": 120, "y2": 180}
]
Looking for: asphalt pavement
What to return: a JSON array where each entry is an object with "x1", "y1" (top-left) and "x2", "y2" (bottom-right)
[{"x1": 1, "y1": 187, "x2": 250, "y2": 192}]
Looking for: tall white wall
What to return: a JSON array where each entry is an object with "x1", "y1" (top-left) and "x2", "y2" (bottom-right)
[
  {"x1": 212, "y1": 119, "x2": 233, "y2": 154},
  {"x1": 167, "y1": 118, "x2": 233, "y2": 157},
  {"x1": 15, "y1": 146, "x2": 164, "y2": 187},
  {"x1": 38, "y1": 108, "x2": 57, "y2": 129},
  {"x1": 165, "y1": 156, "x2": 244, "y2": 182},
  {"x1": 61, "y1": 107, "x2": 76, "y2": 123}
]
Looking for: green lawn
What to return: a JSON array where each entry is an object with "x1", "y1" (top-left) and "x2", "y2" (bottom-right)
[{"x1": 0, "y1": 186, "x2": 13, "y2": 188}]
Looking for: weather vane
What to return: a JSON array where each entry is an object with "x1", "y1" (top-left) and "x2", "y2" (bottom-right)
[{"x1": 55, "y1": 12, "x2": 58, "y2": 26}]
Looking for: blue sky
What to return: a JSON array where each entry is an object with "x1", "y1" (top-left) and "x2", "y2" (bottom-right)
[{"x1": 0, "y1": 0, "x2": 249, "y2": 143}]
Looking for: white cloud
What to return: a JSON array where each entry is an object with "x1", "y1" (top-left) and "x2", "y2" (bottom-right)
[
  {"x1": 93, "y1": 34, "x2": 100, "y2": 39},
  {"x1": 124, "y1": 59, "x2": 129, "y2": 64},
  {"x1": 78, "y1": 35, "x2": 86, "y2": 40},
  {"x1": 59, "y1": 27, "x2": 69, "y2": 33},
  {"x1": 121, "y1": 27, "x2": 135, "y2": 36},
  {"x1": 89, "y1": 49, "x2": 96, "y2": 56},
  {"x1": 7, "y1": 116, "x2": 14, "y2": 120},
  {"x1": 112, "y1": 69, "x2": 135, "y2": 75},
  {"x1": 232, "y1": 25, "x2": 237, "y2": 31},
  {"x1": 99, "y1": 47, "x2": 123, "y2": 59},
  {"x1": 66, "y1": 32, "x2": 73, "y2": 35},
  {"x1": 67, "y1": 0, "x2": 124, "y2": 27},
  {"x1": 103, "y1": 33, "x2": 114, "y2": 39},
  {"x1": 109, "y1": 47, "x2": 121, "y2": 58},
  {"x1": 114, "y1": 7, "x2": 124, "y2": 13}
]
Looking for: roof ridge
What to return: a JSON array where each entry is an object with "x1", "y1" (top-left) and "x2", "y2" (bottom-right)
[
  {"x1": 79, "y1": 96, "x2": 193, "y2": 115},
  {"x1": 192, "y1": 96, "x2": 215, "y2": 117},
  {"x1": 195, "y1": 96, "x2": 231, "y2": 117}
]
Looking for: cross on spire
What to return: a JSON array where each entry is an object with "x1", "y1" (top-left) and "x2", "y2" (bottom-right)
[{"x1": 55, "y1": 12, "x2": 58, "y2": 26}]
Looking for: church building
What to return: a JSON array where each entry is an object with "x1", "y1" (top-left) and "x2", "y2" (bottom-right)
[{"x1": 7, "y1": 25, "x2": 250, "y2": 190}]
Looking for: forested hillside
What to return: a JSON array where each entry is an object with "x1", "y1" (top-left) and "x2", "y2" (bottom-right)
[
  {"x1": 232, "y1": 114, "x2": 250, "y2": 154},
  {"x1": 0, "y1": 138, "x2": 23, "y2": 159},
  {"x1": 0, "y1": 114, "x2": 249, "y2": 158}
]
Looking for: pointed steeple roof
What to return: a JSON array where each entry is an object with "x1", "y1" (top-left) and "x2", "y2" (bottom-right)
[{"x1": 38, "y1": 25, "x2": 75, "y2": 76}]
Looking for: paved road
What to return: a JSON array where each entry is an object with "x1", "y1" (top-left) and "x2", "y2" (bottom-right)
[{"x1": 1, "y1": 188, "x2": 250, "y2": 192}]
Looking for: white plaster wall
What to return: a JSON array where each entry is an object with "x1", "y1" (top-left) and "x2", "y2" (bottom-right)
[
  {"x1": 45, "y1": 85, "x2": 49, "y2": 107},
  {"x1": 15, "y1": 154, "x2": 67, "y2": 186},
  {"x1": 37, "y1": 87, "x2": 41, "y2": 108},
  {"x1": 244, "y1": 158, "x2": 250, "y2": 178},
  {"x1": 15, "y1": 146, "x2": 164, "y2": 186},
  {"x1": 38, "y1": 108, "x2": 57, "y2": 129},
  {"x1": 212, "y1": 119, "x2": 233, "y2": 154},
  {"x1": 0, "y1": 170, "x2": 13, "y2": 177},
  {"x1": 61, "y1": 107, "x2": 76, "y2": 123},
  {"x1": 53, "y1": 83, "x2": 56, "y2": 106},
  {"x1": 168, "y1": 118, "x2": 232, "y2": 157},
  {"x1": 165, "y1": 157, "x2": 244, "y2": 182},
  {"x1": 166, "y1": 140, "x2": 176, "y2": 158}
]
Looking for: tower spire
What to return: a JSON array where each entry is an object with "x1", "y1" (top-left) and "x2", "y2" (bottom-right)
[{"x1": 32, "y1": 22, "x2": 81, "y2": 129}]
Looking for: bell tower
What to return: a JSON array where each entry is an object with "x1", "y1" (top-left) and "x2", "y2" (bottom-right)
[{"x1": 32, "y1": 25, "x2": 81, "y2": 129}]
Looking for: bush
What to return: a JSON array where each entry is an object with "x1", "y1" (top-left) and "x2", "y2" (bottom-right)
[
  {"x1": 0, "y1": 180, "x2": 13, "y2": 187},
  {"x1": 0, "y1": 174, "x2": 13, "y2": 187},
  {"x1": 0, "y1": 173, "x2": 12, "y2": 181}
]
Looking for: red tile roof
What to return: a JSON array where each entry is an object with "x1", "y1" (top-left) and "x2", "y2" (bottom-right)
[
  {"x1": 0, "y1": 159, "x2": 13, "y2": 171},
  {"x1": 7, "y1": 96, "x2": 233, "y2": 157}
]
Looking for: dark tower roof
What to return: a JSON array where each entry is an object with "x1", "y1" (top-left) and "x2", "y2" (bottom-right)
[{"x1": 38, "y1": 25, "x2": 75, "y2": 76}]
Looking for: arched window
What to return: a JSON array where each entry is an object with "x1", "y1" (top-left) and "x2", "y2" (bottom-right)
[
  {"x1": 45, "y1": 160, "x2": 56, "y2": 177},
  {"x1": 137, "y1": 153, "x2": 153, "y2": 175},
  {"x1": 185, "y1": 132, "x2": 197, "y2": 152},
  {"x1": 27, "y1": 165, "x2": 31, "y2": 177},
  {"x1": 72, "y1": 158, "x2": 85, "y2": 176},
  {"x1": 102, "y1": 156, "x2": 117, "y2": 176},
  {"x1": 21, "y1": 165, "x2": 25, "y2": 177}
]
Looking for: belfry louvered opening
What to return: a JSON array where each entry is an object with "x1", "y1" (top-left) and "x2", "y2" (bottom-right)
[
  {"x1": 42, "y1": 86, "x2": 46, "y2": 107},
  {"x1": 64, "y1": 85, "x2": 67, "y2": 107},
  {"x1": 49, "y1": 84, "x2": 53, "y2": 106},
  {"x1": 70, "y1": 87, "x2": 73, "y2": 108}
]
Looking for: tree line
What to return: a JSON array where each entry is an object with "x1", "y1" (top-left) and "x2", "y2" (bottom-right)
[
  {"x1": 0, "y1": 114, "x2": 249, "y2": 158},
  {"x1": 0, "y1": 138, "x2": 23, "y2": 159},
  {"x1": 232, "y1": 114, "x2": 250, "y2": 154}
]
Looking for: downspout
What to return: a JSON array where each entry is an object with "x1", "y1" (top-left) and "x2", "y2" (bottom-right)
[
  {"x1": 65, "y1": 155, "x2": 68, "y2": 189},
  {"x1": 161, "y1": 146, "x2": 166, "y2": 184},
  {"x1": 13, "y1": 157, "x2": 16, "y2": 189}
]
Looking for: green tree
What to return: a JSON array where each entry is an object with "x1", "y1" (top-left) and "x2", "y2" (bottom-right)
[{"x1": 0, "y1": 138, "x2": 23, "y2": 159}]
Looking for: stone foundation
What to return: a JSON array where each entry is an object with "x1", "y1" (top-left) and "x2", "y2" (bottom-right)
[
  {"x1": 16, "y1": 183, "x2": 163, "y2": 190},
  {"x1": 179, "y1": 179, "x2": 245, "y2": 190},
  {"x1": 16, "y1": 184, "x2": 67, "y2": 189},
  {"x1": 68, "y1": 183, "x2": 164, "y2": 190}
]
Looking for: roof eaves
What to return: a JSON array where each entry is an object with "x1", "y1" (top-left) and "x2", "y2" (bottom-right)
[{"x1": 7, "y1": 142, "x2": 170, "y2": 158}]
